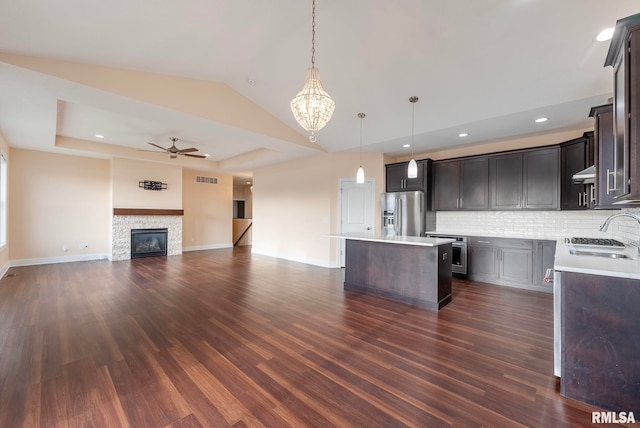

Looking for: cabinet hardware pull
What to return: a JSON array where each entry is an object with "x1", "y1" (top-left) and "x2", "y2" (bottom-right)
[
  {"x1": 590, "y1": 185, "x2": 596, "y2": 202},
  {"x1": 606, "y1": 169, "x2": 615, "y2": 194},
  {"x1": 578, "y1": 192, "x2": 582, "y2": 206}
]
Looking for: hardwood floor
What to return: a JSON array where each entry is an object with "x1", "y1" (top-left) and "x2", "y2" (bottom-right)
[{"x1": 0, "y1": 247, "x2": 620, "y2": 427}]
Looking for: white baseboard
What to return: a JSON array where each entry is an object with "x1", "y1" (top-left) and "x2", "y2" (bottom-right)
[
  {"x1": 10, "y1": 253, "x2": 109, "y2": 267},
  {"x1": 182, "y1": 243, "x2": 233, "y2": 252},
  {"x1": 0, "y1": 260, "x2": 10, "y2": 278}
]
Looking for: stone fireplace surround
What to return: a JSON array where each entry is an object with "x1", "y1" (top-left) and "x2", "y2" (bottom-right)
[{"x1": 111, "y1": 208, "x2": 183, "y2": 261}]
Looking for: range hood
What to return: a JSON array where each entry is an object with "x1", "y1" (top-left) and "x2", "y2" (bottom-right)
[{"x1": 572, "y1": 165, "x2": 595, "y2": 184}]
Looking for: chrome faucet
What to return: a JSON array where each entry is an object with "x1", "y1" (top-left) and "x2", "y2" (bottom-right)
[{"x1": 600, "y1": 212, "x2": 640, "y2": 254}]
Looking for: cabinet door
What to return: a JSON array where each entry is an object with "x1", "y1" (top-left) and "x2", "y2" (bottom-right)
[
  {"x1": 490, "y1": 153, "x2": 523, "y2": 209},
  {"x1": 386, "y1": 163, "x2": 423, "y2": 192},
  {"x1": 560, "y1": 139, "x2": 588, "y2": 210},
  {"x1": 499, "y1": 248, "x2": 533, "y2": 284},
  {"x1": 468, "y1": 244, "x2": 499, "y2": 279},
  {"x1": 534, "y1": 240, "x2": 556, "y2": 287},
  {"x1": 434, "y1": 160, "x2": 460, "y2": 210},
  {"x1": 461, "y1": 157, "x2": 489, "y2": 210},
  {"x1": 593, "y1": 106, "x2": 618, "y2": 208},
  {"x1": 523, "y1": 147, "x2": 560, "y2": 209}
]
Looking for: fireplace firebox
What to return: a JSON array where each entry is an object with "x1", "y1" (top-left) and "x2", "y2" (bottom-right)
[{"x1": 131, "y1": 228, "x2": 168, "y2": 259}]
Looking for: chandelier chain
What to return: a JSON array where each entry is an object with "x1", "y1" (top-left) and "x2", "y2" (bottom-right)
[{"x1": 311, "y1": 0, "x2": 316, "y2": 68}]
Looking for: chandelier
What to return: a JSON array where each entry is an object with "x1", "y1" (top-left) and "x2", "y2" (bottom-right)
[{"x1": 290, "y1": 0, "x2": 335, "y2": 143}]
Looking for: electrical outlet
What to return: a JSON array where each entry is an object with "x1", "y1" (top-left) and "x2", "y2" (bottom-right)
[{"x1": 79, "y1": 243, "x2": 89, "y2": 250}]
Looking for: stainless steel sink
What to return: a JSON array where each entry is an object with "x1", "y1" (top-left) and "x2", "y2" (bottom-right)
[{"x1": 569, "y1": 249, "x2": 630, "y2": 259}]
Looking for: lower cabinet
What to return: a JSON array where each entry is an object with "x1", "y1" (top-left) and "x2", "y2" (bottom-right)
[{"x1": 468, "y1": 237, "x2": 555, "y2": 293}]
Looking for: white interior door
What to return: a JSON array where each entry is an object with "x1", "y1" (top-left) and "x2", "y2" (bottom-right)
[{"x1": 338, "y1": 178, "x2": 375, "y2": 267}]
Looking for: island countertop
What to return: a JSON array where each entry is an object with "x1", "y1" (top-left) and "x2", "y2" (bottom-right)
[
  {"x1": 329, "y1": 233, "x2": 454, "y2": 247},
  {"x1": 553, "y1": 239, "x2": 640, "y2": 280}
]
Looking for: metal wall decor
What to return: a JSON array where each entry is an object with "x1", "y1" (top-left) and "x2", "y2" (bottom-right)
[{"x1": 139, "y1": 180, "x2": 167, "y2": 191}]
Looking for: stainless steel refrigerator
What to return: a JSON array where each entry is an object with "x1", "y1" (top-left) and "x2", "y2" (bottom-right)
[{"x1": 381, "y1": 191, "x2": 426, "y2": 236}]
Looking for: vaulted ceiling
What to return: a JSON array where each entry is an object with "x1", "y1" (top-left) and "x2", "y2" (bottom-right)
[{"x1": 0, "y1": 1, "x2": 638, "y2": 178}]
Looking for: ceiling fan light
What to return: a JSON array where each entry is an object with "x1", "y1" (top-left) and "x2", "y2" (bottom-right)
[{"x1": 407, "y1": 158, "x2": 418, "y2": 178}]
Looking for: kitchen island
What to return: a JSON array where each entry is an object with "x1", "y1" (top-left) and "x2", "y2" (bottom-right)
[
  {"x1": 554, "y1": 241, "x2": 640, "y2": 412},
  {"x1": 330, "y1": 233, "x2": 454, "y2": 311}
]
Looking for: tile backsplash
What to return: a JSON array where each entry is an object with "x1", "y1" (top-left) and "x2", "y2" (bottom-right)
[{"x1": 434, "y1": 209, "x2": 640, "y2": 244}]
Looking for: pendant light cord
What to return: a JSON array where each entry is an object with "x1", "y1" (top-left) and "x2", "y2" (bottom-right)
[
  {"x1": 359, "y1": 113, "x2": 364, "y2": 165},
  {"x1": 410, "y1": 96, "x2": 418, "y2": 157}
]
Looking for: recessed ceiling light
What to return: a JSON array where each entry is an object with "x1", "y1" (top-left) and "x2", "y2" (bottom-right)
[
  {"x1": 95, "y1": 134, "x2": 104, "y2": 138},
  {"x1": 535, "y1": 117, "x2": 548, "y2": 123},
  {"x1": 403, "y1": 144, "x2": 411, "y2": 148},
  {"x1": 458, "y1": 133, "x2": 469, "y2": 137},
  {"x1": 595, "y1": 28, "x2": 614, "y2": 42},
  {"x1": 247, "y1": 77, "x2": 257, "y2": 86}
]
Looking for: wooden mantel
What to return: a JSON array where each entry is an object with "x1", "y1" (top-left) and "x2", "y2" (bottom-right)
[{"x1": 113, "y1": 208, "x2": 184, "y2": 216}]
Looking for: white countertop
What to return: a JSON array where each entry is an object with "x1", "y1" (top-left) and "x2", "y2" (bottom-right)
[
  {"x1": 329, "y1": 233, "x2": 454, "y2": 247},
  {"x1": 554, "y1": 239, "x2": 640, "y2": 280}
]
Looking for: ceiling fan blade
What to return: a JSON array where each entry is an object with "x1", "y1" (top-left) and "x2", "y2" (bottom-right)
[
  {"x1": 184, "y1": 153, "x2": 207, "y2": 159},
  {"x1": 179, "y1": 147, "x2": 199, "y2": 153},
  {"x1": 148, "y1": 142, "x2": 168, "y2": 151}
]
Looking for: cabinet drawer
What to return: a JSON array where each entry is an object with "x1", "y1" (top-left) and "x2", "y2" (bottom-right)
[{"x1": 469, "y1": 236, "x2": 533, "y2": 249}]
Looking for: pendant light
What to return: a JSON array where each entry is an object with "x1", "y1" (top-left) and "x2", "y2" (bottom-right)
[
  {"x1": 407, "y1": 96, "x2": 419, "y2": 178},
  {"x1": 356, "y1": 112, "x2": 366, "y2": 184},
  {"x1": 290, "y1": 0, "x2": 335, "y2": 143}
]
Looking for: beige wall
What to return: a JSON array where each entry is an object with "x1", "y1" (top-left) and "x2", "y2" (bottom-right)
[
  {"x1": 111, "y1": 157, "x2": 182, "y2": 209},
  {"x1": 9, "y1": 148, "x2": 111, "y2": 262},
  {"x1": 0, "y1": 134, "x2": 9, "y2": 274},
  {"x1": 182, "y1": 168, "x2": 233, "y2": 250},
  {"x1": 252, "y1": 151, "x2": 385, "y2": 267}
]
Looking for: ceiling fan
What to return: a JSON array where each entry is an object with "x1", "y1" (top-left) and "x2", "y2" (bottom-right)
[{"x1": 147, "y1": 137, "x2": 207, "y2": 159}]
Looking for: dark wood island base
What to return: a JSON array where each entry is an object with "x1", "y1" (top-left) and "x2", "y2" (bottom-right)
[{"x1": 343, "y1": 238, "x2": 452, "y2": 311}]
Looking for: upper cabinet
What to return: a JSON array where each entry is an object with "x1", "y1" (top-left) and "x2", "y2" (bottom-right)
[
  {"x1": 434, "y1": 157, "x2": 489, "y2": 210},
  {"x1": 386, "y1": 161, "x2": 424, "y2": 192},
  {"x1": 491, "y1": 152, "x2": 524, "y2": 210},
  {"x1": 560, "y1": 133, "x2": 593, "y2": 210},
  {"x1": 604, "y1": 13, "x2": 640, "y2": 204},
  {"x1": 433, "y1": 146, "x2": 560, "y2": 211},
  {"x1": 590, "y1": 104, "x2": 619, "y2": 209},
  {"x1": 385, "y1": 160, "x2": 434, "y2": 209},
  {"x1": 523, "y1": 147, "x2": 560, "y2": 210}
]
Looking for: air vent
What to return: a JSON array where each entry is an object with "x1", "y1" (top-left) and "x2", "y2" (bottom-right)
[{"x1": 196, "y1": 176, "x2": 217, "y2": 184}]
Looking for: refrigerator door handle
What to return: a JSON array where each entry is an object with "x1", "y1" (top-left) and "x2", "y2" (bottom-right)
[{"x1": 395, "y1": 198, "x2": 402, "y2": 235}]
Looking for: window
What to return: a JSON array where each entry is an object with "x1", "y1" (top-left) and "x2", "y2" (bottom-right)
[{"x1": 0, "y1": 154, "x2": 6, "y2": 246}]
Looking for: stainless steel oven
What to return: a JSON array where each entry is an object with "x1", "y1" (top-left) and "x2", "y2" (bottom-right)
[{"x1": 426, "y1": 234, "x2": 467, "y2": 275}]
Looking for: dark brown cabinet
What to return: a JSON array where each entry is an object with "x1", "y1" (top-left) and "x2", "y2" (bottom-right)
[
  {"x1": 386, "y1": 162, "x2": 424, "y2": 192},
  {"x1": 468, "y1": 237, "x2": 554, "y2": 293},
  {"x1": 434, "y1": 157, "x2": 489, "y2": 210},
  {"x1": 590, "y1": 104, "x2": 619, "y2": 209},
  {"x1": 490, "y1": 152, "x2": 524, "y2": 209},
  {"x1": 533, "y1": 240, "x2": 556, "y2": 286},
  {"x1": 385, "y1": 159, "x2": 433, "y2": 202},
  {"x1": 605, "y1": 13, "x2": 640, "y2": 203},
  {"x1": 468, "y1": 237, "x2": 533, "y2": 286},
  {"x1": 560, "y1": 134, "x2": 593, "y2": 210},
  {"x1": 523, "y1": 147, "x2": 560, "y2": 210}
]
